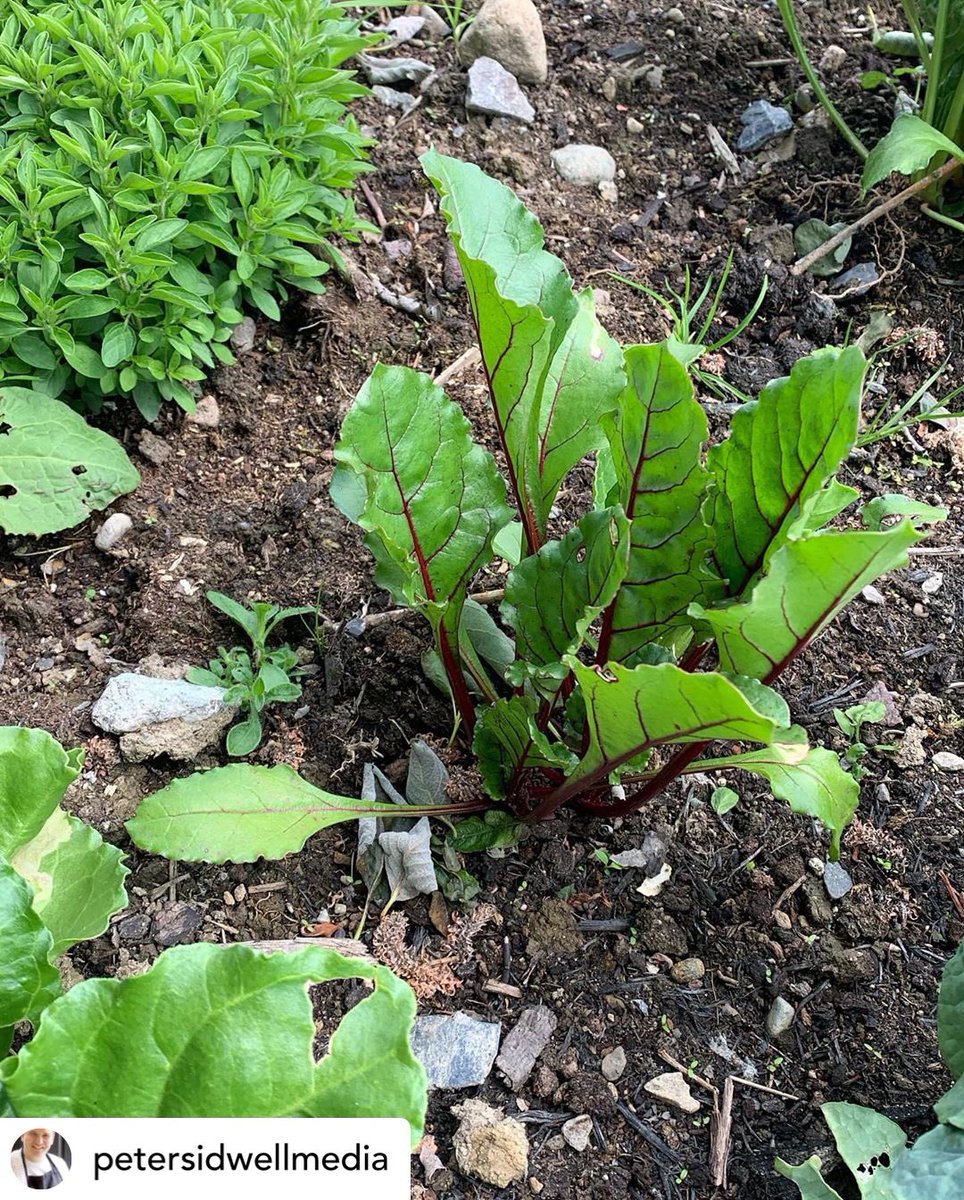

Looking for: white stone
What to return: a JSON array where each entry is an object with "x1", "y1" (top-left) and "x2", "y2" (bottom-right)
[
  {"x1": 766, "y1": 996, "x2": 795, "y2": 1037},
  {"x1": 562, "y1": 1115, "x2": 593, "y2": 1151},
  {"x1": 185, "y1": 395, "x2": 219, "y2": 429},
  {"x1": 94, "y1": 513, "x2": 133, "y2": 552},
  {"x1": 466, "y1": 57, "x2": 534, "y2": 123},
  {"x1": 934, "y1": 752, "x2": 964, "y2": 772},
  {"x1": 551, "y1": 144, "x2": 617, "y2": 186},
  {"x1": 643, "y1": 1071, "x2": 700, "y2": 1113},
  {"x1": 601, "y1": 1046, "x2": 626, "y2": 1081}
]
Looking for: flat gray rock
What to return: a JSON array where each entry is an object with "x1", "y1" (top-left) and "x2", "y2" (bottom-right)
[
  {"x1": 766, "y1": 996, "x2": 795, "y2": 1038},
  {"x1": 385, "y1": 15, "x2": 425, "y2": 42},
  {"x1": 496, "y1": 1005, "x2": 557, "y2": 1089},
  {"x1": 358, "y1": 53, "x2": 433, "y2": 86},
  {"x1": 229, "y1": 316, "x2": 257, "y2": 353},
  {"x1": 411, "y1": 1012, "x2": 502, "y2": 1088},
  {"x1": 736, "y1": 100, "x2": 793, "y2": 151},
  {"x1": 551, "y1": 144, "x2": 616, "y2": 186},
  {"x1": 372, "y1": 85, "x2": 419, "y2": 114},
  {"x1": 829, "y1": 261, "x2": 880, "y2": 296},
  {"x1": 466, "y1": 57, "x2": 534, "y2": 123},
  {"x1": 93, "y1": 673, "x2": 230, "y2": 732},
  {"x1": 823, "y1": 860, "x2": 853, "y2": 900}
]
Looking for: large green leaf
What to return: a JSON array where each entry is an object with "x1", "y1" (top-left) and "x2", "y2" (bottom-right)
[
  {"x1": 0, "y1": 726, "x2": 83, "y2": 857},
  {"x1": 935, "y1": 1078, "x2": 964, "y2": 1130},
  {"x1": 697, "y1": 740, "x2": 858, "y2": 859},
  {"x1": 502, "y1": 507, "x2": 630, "y2": 687},
  {"x1": 474, "y1": 696, "x2": 575, "y2": 800},
  {"x1": 0, "y1": 942, "x2": 426, "y2": 1138},
  {"x1": 422, "y1": 149, "x2": 625, "y2": 547},
  {"x1": 889, "y1": 1126, "x2": 964, "y2": 1200},
  {"x1": 332, "y1": 363, "x2": 510, "y2": 614},
  {"x1": 127, "y1": 763, "x2": 437, "y2": 862},
  {"x1": 11, "y1": 810, "x2": 128, "y2": 957},
  {"x1": 563, "y1": 659, "x2": 786, "y2": 794},
  {"x1": 597, "y1": 342, "x2": 718, "y2": 663},
  {"x1": 823, "y1": 1101, "x2": 907, "y2": 1198},
  {"x1": 862, "y1": 115, "x2": 964, "y2": 193},
  {"x1": 0, "y1": 388, "x2": 140, "y2": 536},
  {"x1": 775, "y1": 1154, "x2": 845, "y2": 1199},
  {"x1": 0, "y1": 857, "x2": 61, "y2": 1028},
  {"x1": 695, "y1": 523, "x2": 921, "y2": 681},
  {"x1": 706, "y1": 346, "x2": 865, "y2": 597},
  {"x1": 0, "y1": 726, "x2": 127, "y2": 956},
  {"x1": 940, "y1": 943, "x2": 964, "y2": 1079}
]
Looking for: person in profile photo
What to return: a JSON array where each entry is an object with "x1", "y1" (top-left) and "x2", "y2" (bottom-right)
[{"x1": 10, "y1": 1128, "x2": 71, "y2": 1189}]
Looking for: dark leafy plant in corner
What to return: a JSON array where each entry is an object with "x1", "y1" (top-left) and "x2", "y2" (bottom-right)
[
  {"x1": 124, "y1": 155, "x2": 942, "y2": 872},
  {"x1": 0, "y1": 726, "x2": 427, "y2": 1135},
  {"x1": 0, "y1": 0, "x2": 372, "y2": 420},
  {"x1": 188, "y1": 590, "x2": 314, "y2": 756},
  {"x1": 777, "y1": 941, "x2": 964, "y2": 1197}
]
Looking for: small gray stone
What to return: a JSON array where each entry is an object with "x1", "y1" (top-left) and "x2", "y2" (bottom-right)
[
  {"x1": 645, "y1": 65, "x2": 665, "y2": 92},
  {"x1": 496, "y1": 1005, "x2": 557, "y2": 1089},
  {"x1": 229, "y1": 316, "x2": 257, "y2": 353},
  {"x1": 372, "y1": 85, "x2": 419, "y2": 113},
  {"x1": 358, "y1": 53, "x2": 433, "y2": 86},
  {"x1": 736, "y1": 99, "x2": 794, "y2": 152},
  {"x1": 766, "y1": 996, "x2": 795, "y2": 1038},
  {"x1": 670, "y1": 957, "x2": 706, "y2": 985},
  {"x1": 152, "y1": 901, "x2": 202, "y2": 947},
  {"x1": 664, "y1": 6, "x2": 684, "y2": 22},
  {"x1": 829, "y1": 262, "x2": 879, "y2": 296},
  {"x1": 819, "y1": 44, "x2": 847, "y2": 71},
  {"x1": 551, "y1": 144, "x2": 616, "y2": 186},
  {"x1": 601, "y1": 1046, "x2": 627, "y2": 1082},
  {"x1": 137, "y1": 430, "x2": 171, "y2": 465},
  {"x1": 861, "y1": 584, "x2": 886, "y2": 605},
  {"x1": 823, "y1": 860, "x2": 853, "y2": 900},
  {"x1": 117, "y1": 914, "x2": 152, "y2": 941},
  {"x1": 457, "y1": 0, "x2": 547, "y2": 84},
  {"x1": 562, "y1": 1114, "x2": 593, "y2": 1151},
  {"x1": 185, "y1": 395, "x2": 219, "y2": 429},
  {"x1": 466, "y1": 57, "x2": 534, "y2": 123},
  {"x1": 935, "y1": 751, "x2": 964, "y2": 772},
  {"x1": 411, "y1": 1012, "x2": 502, "y2": 1088},
  {"x1": 95, "y1": 512, "x2": 133, "y2": 552},
  {"x1": 93, "y1": 673, "x2": 229, "y2": 733},
  {"x1": 385, "y1": 15, "x2": 426, "y2": 42}
]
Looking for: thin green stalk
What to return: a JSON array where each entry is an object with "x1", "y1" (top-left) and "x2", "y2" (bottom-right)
[
  {"x1": 899, "y1": 0, "x2": 932, "y2": 72},
  {"x1": 776, "y1": 0, "x2": 869, "y2": 160},
  {"x1": 923, "y1": 0, "x2": 949, "y2": 128},
  {"x1": 921, "y1": 203, "x2": 964, "y2": 231},
  {"x1": 942, "y1": 65, "x2": 964, "y2": 144}
]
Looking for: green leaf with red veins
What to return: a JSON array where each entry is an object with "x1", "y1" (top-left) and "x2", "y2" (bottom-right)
[
  {"x1": 596, "y1": 341, "x2": 720, "y2": 666},
  {"x1": 692, "y1": 522, "x2": 922, "y2": 682},
  {"x1": 706, "y1": 345, "x2": 866, "y2": 597},
  {"x1": 421, "y1": 149, "x2": 624, "y2": 549}
]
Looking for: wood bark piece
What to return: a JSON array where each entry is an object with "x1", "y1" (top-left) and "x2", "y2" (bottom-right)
[{"x1": 495, "y1": 1004, "x2": 558, "y2": 1090}]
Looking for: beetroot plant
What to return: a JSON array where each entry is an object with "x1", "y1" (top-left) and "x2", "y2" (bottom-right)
[{"x1": 328, "y1": 152, "x2": 940, "y2": 860}]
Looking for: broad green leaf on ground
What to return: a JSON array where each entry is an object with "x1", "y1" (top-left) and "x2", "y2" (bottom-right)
[
  {"x1": 422, "y1": 596, "x2": 516, "y2": 701},
  {"x1": 126, "y1": 764, "x2": 436, "y2": 862},
  {"x1": 597, "y1": 342, "x2": 719, "y2": 664},
  {"x1": 331, "y1": 364, "x2": 511, "y2": 615},
  {"x1": 889, "y1": 1126, "x2": 964, "y2": 1200},
  {"x1": 502, "y1": 507, "x2": 630, "y2": 687},
  {"x1": 793, "y1": 218, "x2": 852, "y2": 277},
  {"x1": 11, "y1": 809, "x2": 128, "y2": 957},
  {"x1": 694, "y1": 523, "x2": 921, "y2": 682},
  {"x1": 940, "y1": 943, "x2": 964, "y2": 1079},
  {"x1": 935, "y1": 1077, "x2": 964, "y2": 1130},
  {"x1": 696, "y1": 742, "x2": 858, "y2": 860},
  {"x1": 0, "y1": 942, "x2": 426, "y2": 1139},
  {"x1": 0, "y1": 388, "x2": 140, "y2": 535},
  {"x1": 0, "y1": 726, "x2": 83, "y2": 857},
  {"x1": 822, "y1": 1102, "x2": 907, "y2": 1198},
  {"x1": 422, "y1": 150, "x2": 624, "y2": 547},
  {"x1": 775, "y1": 1154, "x2": 845, "y2": 1199},
  {"x1": 563, "y1": 660, "x2": 786, "y2": 793},
  {"x1": 474, "y1": 696, "x2": 576, "y2": 800},
  {"x1": 862, "y1": 115, "x2": 964, "y2": 193},
  {"x1": 0, "y1": 858, "x2": 61, "y2": 1028},
  {"x1": 706, "y1": 346, "x2": 865, "y2": 596}
]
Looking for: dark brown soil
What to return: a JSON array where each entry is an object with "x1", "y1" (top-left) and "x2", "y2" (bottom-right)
[{"x1": 2, "y1": 0, "x2": 963, "y2": 1197}]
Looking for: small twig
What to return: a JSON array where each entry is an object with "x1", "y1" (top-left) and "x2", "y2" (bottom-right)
[
  {"x1": 246, "y1": 880, "x2": 289, "y2": 894},
  {"x1": 149, "y1": 872, "x2": 190, "y2": 901},
  {"x1": 433, "y1": 345, "x2": 481, "y2": 390},
  {"x1": 710, "y1": 1076, "x2": 734, "y2": 1188},
  {"x1": 357, "y1": 587, "x2": 505, "y2": 631},
  {"x1": 246, "y1": 937, "x2": 373, "y2": 959},
  {"x1": 791, "y1": 157, "x2": 960, "y2": 276},
  {"x1": 359, "y1": 178, "x2": 387, "y2": 230},
  {"x1": 939, "y1": 870, "x2": 964, "y2": 920},
  {"x1": 772, "y1": 874, "x2": 806, "y2": 919},
  {"x1": 747, "y1": 56, "x2": 795, "y2": 67},
  {"x1": 731, "y1": 1076, "x2": 800, "y2": 1101},
  {"x1": 657, "y1": 1048, "x2": 718, "y2": 1098}
]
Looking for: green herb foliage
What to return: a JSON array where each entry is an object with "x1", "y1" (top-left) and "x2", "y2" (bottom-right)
[
  {"x1": 0, "y1": 726, "x2": 427, "y2": 1138},
  {"x1": 776, "y1": 942, "x2": 964, "y2": 1197},
  {"x1": 188, "y1": 590, "x2": 314, "y2": 756},
  {"x1": 327, "y1": 153, "x2": 941, "y2": 859},
  {"x1": 0, "y1": 0, "x2": 372, "y2": 419}
]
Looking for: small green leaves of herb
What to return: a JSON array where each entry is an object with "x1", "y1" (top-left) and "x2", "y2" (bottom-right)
[
  {"x1": 0, "y1": 942, "x2": 427, "y2": 1139},
  {"x1": 448, "y1": 810, "x2": 524, "y2": 853},
  {"x1": 862, "y1": 114, "x2": 964, "y2": 193},
  {"x1": 0, "y1": 389, "x2": 139, "y2": 536}
]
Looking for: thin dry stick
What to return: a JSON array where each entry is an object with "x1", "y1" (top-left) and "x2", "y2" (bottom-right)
[
  {"x1": 657, "y1": 1048, "x2": 718, "y2": 1097},
  {"x1": 710, "y1": 1075, "x2": 735, "y2": 1188},
  {"x1": 358, "y1": 587, "x2": 505, "y2": 630},
  {"x1": 790, "y1": 157, "x2": 961, "y2": 277},
  {"x1": 359, "y1": 178, "x2": 387, "y2": 230}
]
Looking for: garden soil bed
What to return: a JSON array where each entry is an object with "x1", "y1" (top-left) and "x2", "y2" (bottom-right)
[{"x1": 2, "y1": 0, "x2": 963, "y2": 1196}]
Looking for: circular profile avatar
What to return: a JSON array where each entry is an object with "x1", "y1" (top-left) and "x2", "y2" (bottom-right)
[{"x1": 10, "y1": 1128, "x2": 71, "y2": 1189}]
